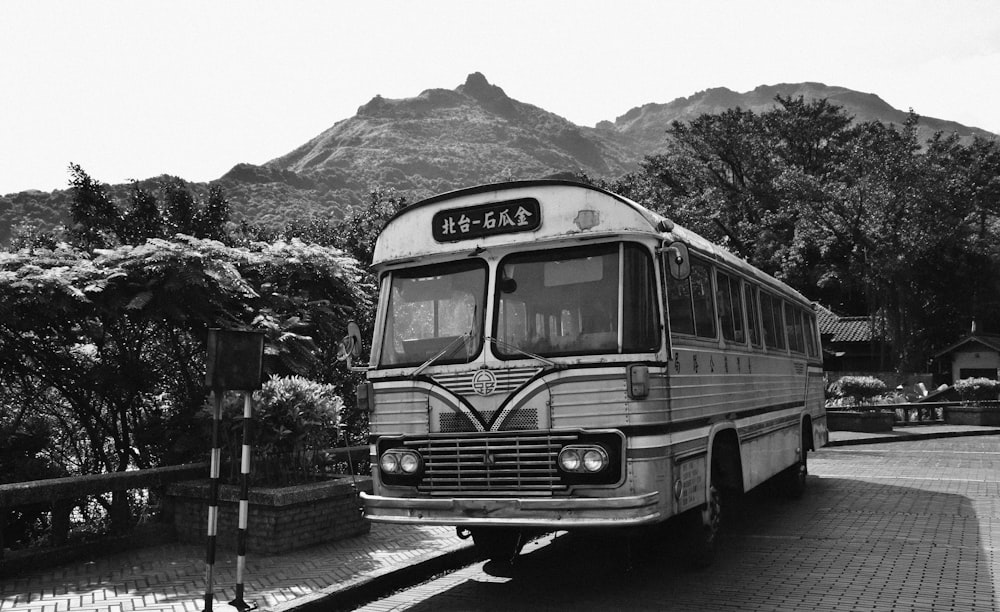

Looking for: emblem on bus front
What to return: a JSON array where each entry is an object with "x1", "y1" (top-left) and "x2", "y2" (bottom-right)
[{"x1": 471, "y1": 369, "x2": 498, "y2": 396}]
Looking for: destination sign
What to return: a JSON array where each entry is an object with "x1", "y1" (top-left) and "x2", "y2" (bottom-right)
[{"x1": 432, "y1": 198, "x2": 541, "y2": 242}]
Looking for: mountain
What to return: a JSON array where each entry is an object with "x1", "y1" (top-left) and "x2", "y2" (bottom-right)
[
  {"x1": 3, "y1": 74, "x2": 995, "y2": 242},
  {"x1": 217, "y1": 72, "x2": 640, "y2": 222},
  {"x1": 605, "y1": 82, "x2": 993, "y2": 156},
  {"x1": 216, "y1": 74, "x2": 993, "y2": 223}
]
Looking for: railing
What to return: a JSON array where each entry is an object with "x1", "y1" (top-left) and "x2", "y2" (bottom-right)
[
  {"x1": 891, "y1": 401, "x2": 958, "y2": 423},
  {"x1": 0, "y1": 445, "x2": 369, "y2": 564},
  {"x1": 827, "y1": 401, "x2": 964, "y2": 422},
  {"x1": 0, "y1": 463, "x2": 208, "y2": 561}
]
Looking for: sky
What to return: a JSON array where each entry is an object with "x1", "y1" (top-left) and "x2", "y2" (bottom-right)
[{"x1": 2, "y1": 0, "x2": 998, "y2": 196}]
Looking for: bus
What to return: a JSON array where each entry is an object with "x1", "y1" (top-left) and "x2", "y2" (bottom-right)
[{"x1": 341, "y1": 180, "x2": 827, "y2": 564}]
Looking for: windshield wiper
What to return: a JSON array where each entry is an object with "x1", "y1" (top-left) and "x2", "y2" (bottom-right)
[
  {"x1": 485, "y1": 336, "x2": 563, "y2": 370},
  {"x1": 411, "y1": 305, "x2": 480, "y2": 378},
  {"x1": 411, "y1": 332, "x2": 474, "y2": 378}
]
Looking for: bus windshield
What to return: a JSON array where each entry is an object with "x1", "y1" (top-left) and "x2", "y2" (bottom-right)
[
  {"x1": 379, "y1": 259, "x2": 486, "y2": 367},
  {"x1": 494, "y1": 243, "x2": 659, "y2": 358}
]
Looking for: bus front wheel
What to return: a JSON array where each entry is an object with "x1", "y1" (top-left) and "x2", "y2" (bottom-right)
[{"x1": 470, "y1": 527, "x2": 524, "y2": 564}]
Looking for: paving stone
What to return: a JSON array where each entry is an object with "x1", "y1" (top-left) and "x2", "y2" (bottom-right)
[{"x1": 2, "y1": 427, "x2": 999, "y2": 611}]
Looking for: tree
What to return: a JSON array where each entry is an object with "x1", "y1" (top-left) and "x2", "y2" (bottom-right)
[
  {"x1": 0, "y1": 232, "x2": 368, "y2": 531},
  {"x1": 65, "y1": 166, "x2": 235, "y2": 248},
  {"x1": 613, "y1": 98, "x2": 1000, "y2": 372},
  {"x1": 278, "y1": 186, "x2": 407, "y2": 437},
  {"x1": 68, "y1": 163, "x2": 123, "y2": 248},
  {"x1": 194, "y1": 185, "x2": 231, "y2": 241},
  {"x1": 120, "y1": 181, "x2": 163, "y2": 244},
  {"x1": 163, "y1": 180, "x2": 198, "y2": 236}
]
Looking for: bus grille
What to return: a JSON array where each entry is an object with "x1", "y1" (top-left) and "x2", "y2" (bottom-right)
[
  {"x1": 438, "y1": 408, "x2": 539, "y2": 432},
  {"x1": 404, "y1": 431, "x2": 578, "y2": 496}
]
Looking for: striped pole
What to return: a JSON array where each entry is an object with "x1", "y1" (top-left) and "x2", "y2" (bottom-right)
[
  {"x1": 229, "y1": 391, "x2": 256, "y2": 611},
  {"x1": 202, "y1": 390, "x2": 223, "y2": 612}
]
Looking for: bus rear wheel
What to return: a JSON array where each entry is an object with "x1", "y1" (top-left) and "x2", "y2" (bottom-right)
[
  {"x1": 777, "y1": 424, "x2": 810, "y2": 498},
  {"x1": 470, "y1": 527, "x2": 524, "y2": 564},
  {"x1": 778, "y1": 448, "x2": 808, "y2": 498}
]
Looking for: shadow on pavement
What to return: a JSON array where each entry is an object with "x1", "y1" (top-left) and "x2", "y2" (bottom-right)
[{"x1": 397, "y1": 477, "x2": 997, "y2": 611}]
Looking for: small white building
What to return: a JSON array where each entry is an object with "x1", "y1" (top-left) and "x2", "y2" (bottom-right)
[{"x1": 933, "y1": 332, "x2": 1000, "y2": 384}]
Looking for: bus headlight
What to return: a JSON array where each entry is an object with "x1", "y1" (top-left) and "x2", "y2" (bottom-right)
[
  {"x1": 379, "y1": 449, "x2": 422, "y2": 475},
  {"x1": 558, "y1": 448, "x2": 582, "y2": 472},
  {"x1": 399, "y1": 451, "x2": 421, "y2": 474},
  {"x1": 379, "y1": 452, "x2": 399, "y2": 474},
  {"x1": 558, "y1": 445, "x2": 608, "y2": 474},
  {"x1": 583, "y1": 448, "x2": 608, "y2": 472}
]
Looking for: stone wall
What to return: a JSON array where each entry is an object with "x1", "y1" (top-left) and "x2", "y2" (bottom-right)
[
  {"x1": 167, "y1": 476, "x2": 372, "y2": 554},
  {"x1": 826, "y1": 410, "x2": 895, "y2": 432},
  {"x1": 943, "y1": 405, "x2": 1000, "y2": 426}
]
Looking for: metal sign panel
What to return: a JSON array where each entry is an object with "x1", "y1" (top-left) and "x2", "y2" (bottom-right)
[
  {"x1": 432, "y1": 198, "x2": 541, "y2": 242},
  {"x1": 205, "y1": 329, "x2": 265, "y2": 390}
]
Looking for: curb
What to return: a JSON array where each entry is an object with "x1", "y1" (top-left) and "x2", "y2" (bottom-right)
[
  {"x1": 276, "y1": 543, "x2": 480, "y2": 612},
  {"x1": 827, "y1": 428, "x2": 1000, "y2": 447}
]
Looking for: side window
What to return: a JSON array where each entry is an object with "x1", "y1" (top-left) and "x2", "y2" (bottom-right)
[
  {"x1": 795, "y1": 309, "x2": 808, "y2": 354},
  {"x1": 805, "y1": 312, "x2": 819, "y2": 358},
  {"x1": 716, "y1": 270, "x2": 746, "y2": 344},
  {"x1": 744, "y1": 283, "x2": 762, "y2": 347},
  {"x1": 760, "y1": 291, "x2": 786, "y2": 350},
  {"x1": 666, "y1": 257, "x2": 717, "y2": 339},
  {"x1": 690, "y1": 262, "x2": 716, "y2": 338},
  {"x1": 785, "y1": 302, "x2": 805, "y2": 353}
]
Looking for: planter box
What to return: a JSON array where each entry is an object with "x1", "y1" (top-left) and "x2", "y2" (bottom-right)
[
  {"x1": 166, "y1": 475, "x2": 372, "y2": 554},
  {"x1": 826, "y1": 410, "x2": 895, "y2": 432},
  {"x1": 943, "y1": 404, "x2": 1000, "y2": 426}
]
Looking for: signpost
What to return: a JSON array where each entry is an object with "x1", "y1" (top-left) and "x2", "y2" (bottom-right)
[{"x1": 203, "y1": 329, "x2": 264, "y2": 612}]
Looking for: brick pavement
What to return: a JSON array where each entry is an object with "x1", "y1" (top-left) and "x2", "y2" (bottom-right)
[
  {"x1": 0, "y1": 524, "x2": 471, "y2": 612},
  {"x1": 2, "y1": 424, "x2": 998, "y2": 612},
  {"x1": 357, "y1": 432, "x2": 1000, "y2": 612}
]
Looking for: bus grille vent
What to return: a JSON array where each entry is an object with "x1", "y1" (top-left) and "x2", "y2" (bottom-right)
[
  {"x1": 502, "y1": 407, "x2": 538, "y2": 430},
  {"x1": 438, "y1": 408, "x2": 538, "y2": 432},
  {"x1": 406, "y1": 431, "x2": 577, "y2": 495},
  {"x1": 439, "y1": 410, "x2": 497, "y2": 433}
]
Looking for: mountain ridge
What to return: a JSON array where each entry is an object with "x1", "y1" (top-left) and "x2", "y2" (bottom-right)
[{"x1": 3, "y1": 73, "x2": 995, "y2": 243}]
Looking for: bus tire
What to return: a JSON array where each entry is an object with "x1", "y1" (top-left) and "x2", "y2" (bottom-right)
[
  {"x1": 778, "y1": 422, "x2": 810, "y2": 498},
  {"x1": 683, "y1": 469, "x2": 723, "y2": 569},
  {"x1": 470, "y1": 527, "x2": 524, "y2": 564},
  {"x1": 780, "y1": 449, "x2": 808, "y2": 498}
]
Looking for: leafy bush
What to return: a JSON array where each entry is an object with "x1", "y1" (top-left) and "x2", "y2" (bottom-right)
[
  {"x1": 213, "y1": 375, "x2": 344, "y2": 484},
  {"x1": 828, "y1": 376, "x2": 887, "y2": 406},
  {"x1": 953, "y1": 377, "x2": 1000, "y2": 403}
]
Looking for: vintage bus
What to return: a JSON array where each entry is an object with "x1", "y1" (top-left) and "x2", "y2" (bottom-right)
[{"x1": 343, "y1": 180, "x2": 827, "y2": 564}]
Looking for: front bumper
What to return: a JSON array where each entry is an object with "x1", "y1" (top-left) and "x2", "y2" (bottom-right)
[{"x1": 360, "y1": 491, "x2": 663, "y2": 529}]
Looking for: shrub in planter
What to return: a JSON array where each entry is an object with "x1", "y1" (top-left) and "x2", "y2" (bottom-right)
[
  {"x1": 953, "y1": 377, "x2": 1000, "y2": 404},
  {"x1": 209, "y1": 375, "x2": 344, "y2": 484},
  {"x1": 828, "y1": 376, "x2": 887, "y2": 407}
]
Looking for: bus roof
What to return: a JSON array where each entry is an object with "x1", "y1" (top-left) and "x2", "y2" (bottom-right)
[
  {"x1": 373, "y1": 180, "x2": 660, "y2": 264},
  {"x1": 372, "y1": 180, "x2": 812, "y2": 307}
]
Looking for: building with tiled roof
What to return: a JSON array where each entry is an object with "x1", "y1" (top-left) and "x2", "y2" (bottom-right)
[{"x1": 815, "y1": 304, "x2": 888, "y2": 372}]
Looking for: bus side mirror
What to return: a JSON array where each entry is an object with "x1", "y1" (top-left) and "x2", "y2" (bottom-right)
[
  {"x1": 664, "y1": 242, "x2": 690, "y2": 281},
  {"x1": 337, "y1": 320, "x2": 367, "y2": 371}
]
